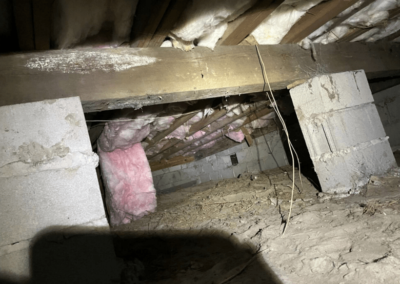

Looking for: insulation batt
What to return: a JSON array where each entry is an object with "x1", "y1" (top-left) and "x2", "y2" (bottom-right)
[
  {"x1": 98, "y1": 143, "x2": 156, "y2": 226},
  {"x1": 225, "y1": 130, "x2": 245, "y2": 143},
  {"x1": 98, "y1": 120, "x2": 150, "y2": 152},
  {"x1": 52, "y1": 0, "x2": 138, "y2": 48},
  {"x1": 170, "y1": 0, "x2": 256, "y2": 50},
  {"x1": 309, "y1": 0, "x2": 400, "y2": 45},
  {"x1": 252, "y1": 0, "x2": 324, "y2": 44}
]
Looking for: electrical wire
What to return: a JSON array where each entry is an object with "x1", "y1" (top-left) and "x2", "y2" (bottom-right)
[{"x1": 255, "y1": 44, "x2": 303, "y2": 235}]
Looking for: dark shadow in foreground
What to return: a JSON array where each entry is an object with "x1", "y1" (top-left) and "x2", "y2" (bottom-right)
[{"x1": 0, "y1": 228, "x2": 284, "y2": 284}]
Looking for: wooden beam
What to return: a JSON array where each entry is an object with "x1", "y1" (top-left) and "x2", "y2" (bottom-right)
[
  {"x1": 1, "y1": 43, "x2": 400, "y2": 112},
  {"x1": 145, "y1": 111, "x2": 199, "y2": 150},
  {"x1": 149, "y1": 107, "x2": 228, "y2": 159},
  {"x1": 130, "y1": 0, "x2": 172, "y2": 47},
  {"x1": 147, "y1": 0, "x2": 188, "y2": 47},
  {"x1": 187, "y1": 107, "x2": 227, "y2": 136},
  {"x1": 339, "y1": 7, "x2": 400, "y2": 43},
  {"x1": 149, "y1": 155, "x2": 194, "y2": 171},
  {"x1": 162, "y1": 104, "x2": 269, "y2": 159},
  {"x1": 378, "y1": 29, "x2": 400, "y2": 42},
  {"x1": 181, "y1": 107, "x2": 273, "y2": 157},
  {"x1": 194, "y1": 123, "x2": 277, "y2": 161},
  {"x1": 324, "y1": 0, "x2": 376, "y2": 35},
  {"x1": 241, "y1": 126, "x2": 253, "y2": 146},
  {"x1": 219, "y1": 0, "x2": 284, "y2": 46},
  {"x1": 12, "y1": 0, "x2": 35, "y2": 50},
  {"x1": 32, "y1": 0, "x2": 52, "y2": 50},
  {"x1": 280, "y1": 0, "x2": 359, "y2": 44}
]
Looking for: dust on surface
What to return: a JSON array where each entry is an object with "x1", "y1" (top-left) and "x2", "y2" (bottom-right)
[{"x1": 114, "y1": 165, "x2": 400, "y2": 284}]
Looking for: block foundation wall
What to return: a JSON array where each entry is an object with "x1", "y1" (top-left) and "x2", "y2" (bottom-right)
[{"x1": 152, "y1": 131, "x2": 288, "y2": 193}]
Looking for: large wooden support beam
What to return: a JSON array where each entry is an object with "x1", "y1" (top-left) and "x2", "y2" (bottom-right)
[
  {"x1": 219, "y1": 0, "x2": 284, "y2": 46},
  {"x1": 1, "y1": 43, "x2": 400, "y2": 112},
  {"x1": 280, "y1": 0, "x2": 359, "y2": 44}
]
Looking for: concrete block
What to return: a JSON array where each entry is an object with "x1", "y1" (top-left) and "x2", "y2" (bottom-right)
[
  {"x1": 152, "y1": 169, "x2": 164, "y2": 177},
  {"x1": 200, "y1": 173, "x2": 210, "y2": 183},
  {"x1": 291, "y1": 71, "x2": 397, "y2": 193},
  {"x1": 212, "y1": 159, "x2": 227, "y2": 171},
  {"x1": 209, "y1": 171, "x2": 220, "y2": 181},
  {"x1": 0, "y1": 97, "x2": 114, "y2": 280},
  {"x1": 291, "y1": 70, "x2": 373, "y2": 117},
  {"x1": 247, "y1": 160, "x2": 262, "y2": 173},
  {"x1": 0, "y1": 97, "x2": 92, "y2": 168},
  {"x1": 206, "y1": 155, "x2": 217, "y2": 162},
  {"x1": 221, "y1": 156, "x2": 231, "y2": 165},
  {"x1": 168, "y1": 165, "x2": 182, "y2": 172},
  {"x1": 232, "y1": 162, "x2": 248, "y2": 176},
  {"x1": 219, "y1": 168, "x2": 234, "y2": 179}
]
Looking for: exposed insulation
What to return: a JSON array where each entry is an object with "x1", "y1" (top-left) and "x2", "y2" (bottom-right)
[
  {"x1": 252, "y1": 0, "x2": 324, "y2": 44},
  {"x1": 52, "y1": 0, "x2": 138, "y2": 48},
  {"x1": 169, "y1": 0, "x2": 256, "y2": 50},
  {"x1": 99, "y1": 143, "x2": 156, "y2": 226}
]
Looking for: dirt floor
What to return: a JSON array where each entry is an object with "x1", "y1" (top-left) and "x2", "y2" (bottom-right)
[{"x1": 114, "y1": 157, "x2": 400, "y2": 284}]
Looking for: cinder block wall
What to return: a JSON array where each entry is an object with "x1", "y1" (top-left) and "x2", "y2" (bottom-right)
[
  {"x1": 152, "y1": 131, "x2": 288, "y2": 192},
  {"x1": 374, "y1": 84, "x2": 400, "y2": 151}
]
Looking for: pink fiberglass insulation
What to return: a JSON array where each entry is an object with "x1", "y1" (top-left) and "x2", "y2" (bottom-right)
[
  {"x1": 145, "y1": 139, "x2": 169, "y2": 156},
  {"x1": 225, "y1": 130, "x2": 245, "y2": 143},
  {"x1": 186, "y1": 130, "x2": 206, "y2": 141},
  {"x1": 153, "y1": 116, "x2": 175, "y2": 131},
  {"x1": 166, "y1": 125, "x2": 191, "y2": 140},
  {"x1": 98, "y1": 120, "x2": 150, "y2": 152},
  {"x1": 251, "y1": 112, "x2": 275, "y2": 129},
  {"x1": 98, "y1": 143, "x2": 156, "y2": 227},
  {"x1": 187, "y1": 112, "x2": 203, "y2": 125}
]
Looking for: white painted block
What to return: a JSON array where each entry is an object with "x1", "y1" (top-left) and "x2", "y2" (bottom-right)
[
  {"x1": 0, "y1": 97, "x2": 114, "y2": 280},
  {"x1": 290, "y1": 71, "x2": 397, "y2": 193}
]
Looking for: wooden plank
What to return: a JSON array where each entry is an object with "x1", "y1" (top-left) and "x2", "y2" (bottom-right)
[
  {"x1": 149, "y1": 155, "x2": 194, "y2": 171},
  {"x1": 163, "y1": 104, "x2": 269, "y2": 159},
  {"x1": 12, "y1": 0, "x2": 35, "y2": 50},
  {"x1": 241, "y1": 126, "x2": 253, "y2": 146},
  {"x1": 145, "y1": 111, "x2": 199, "y2": 150},
  {"x1": 181, "y1": 107, "x2": 273, "y2": 156},
  {"x1": 187, "y1": 107, "x2": 227, "y2": 136},
  {"x1": 147, "y1": 0, "x2": 188, "y2": 47},
  {"x1": 339, "y1": 7, "x2": 400, "y2": 43},
  {"x1": 194, "y1": 123, "x2": 277, "y2": 161},
  {"x1": 148, "y1": 107, "x2": 228, "y2": 159},
  {"x1": 219, "y1": 0, "x2": 283, "y2": 46},
  {"x1": 280, "y1": 0, "x2": 359, "y2": 44},
  {"x1": 378, "y1": 29, "x2": 400, "y2": 42},
  {"x1": 324, "y1": 0, "x2": 376, "y2": 35},
  {"x1": 1, "y1": 43, "x2": 400, "y2": 112},
  {"x1": 32, "y1": 0, "x2": 52, "y2": 50},
  {"x1": 130, "y1": 0, "x2": 172, "y2": 48}
]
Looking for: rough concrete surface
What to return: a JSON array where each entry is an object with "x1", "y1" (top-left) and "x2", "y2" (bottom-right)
[
  {"x1": 152, "y1": 131, "x2": 288, "y2": 192},
  {"x1": 0, "y1": 97, "x2": 116, "y2": 282},
  {"x1": 290, "y1": 70, "x2": 397, "y2": 193}
]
